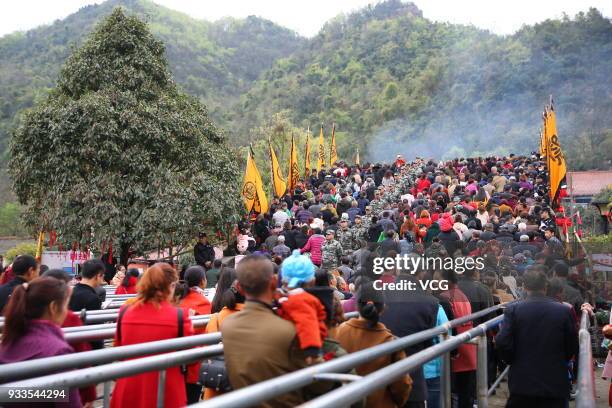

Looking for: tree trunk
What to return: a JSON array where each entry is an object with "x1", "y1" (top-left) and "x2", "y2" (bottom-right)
[{"x1": 119, "y1": 242, "x2": 131, "y2": 267}]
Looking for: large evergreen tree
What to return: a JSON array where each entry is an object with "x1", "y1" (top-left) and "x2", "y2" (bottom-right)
[{"x1": 9, "y1": 8, "x2": 241, "y2": 264}]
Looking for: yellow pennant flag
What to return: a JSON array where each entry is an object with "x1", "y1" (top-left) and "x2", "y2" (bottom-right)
[
  {"x1": 242, "y1": 147, "x2": 269, "y2": 214},
  {"x1": 355, "y1": 148, "x2": 360, "y2": 166},
  {"x1": 35, "y1": 231, "x2": 45, "y2": 261},
  {"x1": 317, "y1": 125, "x2": 325, "y2": 172},
  {"x1": 329, "y1": 123, "x2": 338, "y2": 167},
  {"x1": 288, "y1": 134, "x2": 300, "y2": 192},
  {"x1": 304, "y1": 127, "x2": 311, "y2": 177},
  {"x1": 544, "y1": 103, "x2": 567, "y2": 204},
  {"x1": 269, "y1": 142, "x2": 286, "y2": 198}
]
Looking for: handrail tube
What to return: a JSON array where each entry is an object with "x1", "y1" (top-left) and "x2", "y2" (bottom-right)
[
  {"x1": 0, "y1": 332, "x2": 222, "y2": 383},
  {"x1": 300, "y1": 316, "x2": 504, "y2": 408},
  {"x1": 576, "y1": 310, "x2": 596, "y2": 408},
  {"x1": 65, "y1": 313, "x2": 212, "y2": 330},
  {"x1": 191, "y1": 304, "x2": 508, "y2": 408},
  {"x1": 64, "y1": 317, "x2": 212, "y2": 343},
  {"x1": 487, "y1": 365, "x2": 509, "y2": 397},
  {"x1": 0, "y1": 345, "x2": 224, "y2": 394}
]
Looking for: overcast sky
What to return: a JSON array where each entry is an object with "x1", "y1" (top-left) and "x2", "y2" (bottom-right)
[{"x1": 1, "y1": 0, "x2": 611, "y2": 38}]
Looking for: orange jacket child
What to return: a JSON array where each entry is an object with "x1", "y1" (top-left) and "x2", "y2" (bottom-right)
[{"x1": 277, "y1": 250, "x2": 328, "y2": 358}]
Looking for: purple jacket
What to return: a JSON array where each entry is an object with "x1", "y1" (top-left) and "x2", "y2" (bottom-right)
[{"x1": 0, "y1": 320, "x2": 82, "y2": 407}]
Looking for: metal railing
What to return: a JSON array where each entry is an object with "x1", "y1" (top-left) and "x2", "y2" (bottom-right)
[
  {"x1": 0, "y1": 345, "x2": 224, "y2": 407},
  {"x1": 300, "y1": 316, "x2": 503, "y2": 408},
  {"x1": 576, "y1": 309, "x2": 597, "y2": 408},
  {"x1": 190, "y1": 303, "x2": 509, "y2": 408},
  {"x1": 0, "y1": 306, "x2": 503, "y2": 408},
  {"x1": 0, "y1": 332, "x2": 222, "y2": 382}
]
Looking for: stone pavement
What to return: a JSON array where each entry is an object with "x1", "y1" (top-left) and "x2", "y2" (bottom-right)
[{"x1": 488, "y1": 367, "x2": 610, "y2": 408}]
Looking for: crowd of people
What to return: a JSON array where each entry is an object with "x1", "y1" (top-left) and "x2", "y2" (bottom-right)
[{"x1": 0, "y1": 153, "x2": 607, "y2": 408}]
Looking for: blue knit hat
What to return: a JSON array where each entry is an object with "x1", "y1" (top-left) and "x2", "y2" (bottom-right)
[{"x1": 281, "y1": 250, "x2": 315, "y2": 288}]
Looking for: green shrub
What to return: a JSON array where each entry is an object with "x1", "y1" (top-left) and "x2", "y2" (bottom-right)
[{"x1": 5, "y1": 242, "x2": 37, "y2": 263}]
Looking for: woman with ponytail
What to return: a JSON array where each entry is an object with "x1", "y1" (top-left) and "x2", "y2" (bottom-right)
[
  {"x1": 175, "y1": 266, "x2": 211, "y2": 404},
  {"x1": 0, "y1": 276, "x2": 82, "y2": 407},
  {"x1": 110, "y1": 263, "x2": 194, "y2": 408},
  {"x1": 203, "y1": 267, "x2": 245, "y2": 400},
  {"x1": 115, "y1": 268, "x2": 139, "y2": 295},
  {"x1": 336, "y1": 280, "x2": 412, "y2": 407}
]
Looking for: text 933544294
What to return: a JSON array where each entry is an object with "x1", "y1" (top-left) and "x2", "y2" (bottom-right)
[{"x1": 0, "y1": 387, "x2": 69, "y2": 402}]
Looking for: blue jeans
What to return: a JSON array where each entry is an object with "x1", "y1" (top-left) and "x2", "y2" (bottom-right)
[{"x1": 426, "y1": 377, "x2": 441, "y2": 408}]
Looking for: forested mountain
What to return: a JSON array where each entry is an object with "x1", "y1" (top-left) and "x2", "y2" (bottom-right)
[
  {"x1": 0, "y1": 0, "x2": 304, "y2": 162},
  {"x1": 1, "y1": 0, "x2": 611, "y2": 182},
  {"x1": 234, "y1": 1, "x2": 612, "y2": 168}
]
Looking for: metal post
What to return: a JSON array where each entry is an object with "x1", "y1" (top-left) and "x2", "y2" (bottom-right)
[
  {"x1": 439, "y1": 333, "x2": 452, "y2": 408},
  {"x1": 103, "y1": 380, "x2": 111, "y2": 407},
  {"x1": 157, "y1": 369, "x2": 166, "y2": 408},
  {"x1": 476, "y1": 334, "x2": 488, "y2": 408}
]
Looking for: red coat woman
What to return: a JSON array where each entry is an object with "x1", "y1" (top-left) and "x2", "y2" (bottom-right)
[
  {"x1": 177, "y1": 266, "x2": 212, "y2": 396},
  {"x1": 111, "y1": 264, "x2": 194, "y2": 408},
  {"x1": 115, "y1": 269, "x2": 139, "y2": 295}
]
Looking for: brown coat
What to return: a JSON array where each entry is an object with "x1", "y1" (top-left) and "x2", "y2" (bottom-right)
[
  {"x1": 336, "y1": 318, "x2": 412, "y2": 408},
  {"x1": 221, "y1": 300, "x2": 307, "y2": 408}
]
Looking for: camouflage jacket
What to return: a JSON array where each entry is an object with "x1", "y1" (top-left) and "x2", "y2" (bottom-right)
[
  {"x1": 351, "y1": 225, "x2": 369, "y2": 244},
  {"x1": 321, "y1": 239, "x2": 343, "y2": 271},
  {"x1": 335, "y1": 228, "x2": 355, "y2": 255}
]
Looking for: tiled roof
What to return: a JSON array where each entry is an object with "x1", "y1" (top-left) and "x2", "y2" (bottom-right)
[{"x1": 567, "y1": 171, "x2": 612, "y2": 196}]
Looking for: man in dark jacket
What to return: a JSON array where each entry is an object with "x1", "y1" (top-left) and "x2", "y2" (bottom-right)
[
  {"x1": 379, "y1": 230, "x2": 401, "y2": 258},
  {"x1": 552, "y1": 261, "x2": 583, "y2": 313},
  {"x1": 0, "y1": 255, "x2": 39, "y2": 313},
  {"x1": 194, "y1": 233, "x2": 215, "y2": 268},
  {"x1": 381, "y1": 269, "x2": 440, "y2": 407},
  {"x1": 458, "y1": 268, "x2": 495, "y2": 325},
  {"x1": 496, "y1": 271, "x2": 578, "y2": 408},
  {"x1": 69, "y1": 259, "x2": 106, "y2": 349}
]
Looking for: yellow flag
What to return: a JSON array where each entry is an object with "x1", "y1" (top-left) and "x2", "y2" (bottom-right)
[
  {"x1": 269, "y1": 142, "x2": 286, "y2": 198},
  {"x1": 35, "y1": 231, "x2": 45, "y2": 261},
  {"x1": 317, "y1": 125, "x2": 325, "y2": 172},
  {"x1": 288, "y1": 134, "x2": 300, "y2": 192},
  {"x1": 355, "y1": 148, "x2": 360, "y2": 166},
  {"x1": 304, "y1": 127, "x2": 311, "y2": 178},
  {"x1": 242, "y1": 147, "x2": 268, "y2": 214},
  {"x1": 329, "y1": 123, "x2": 338, "y2": 167},
  {"x1": 544, "y1": 104, "x2": 567, "y2": 204}
]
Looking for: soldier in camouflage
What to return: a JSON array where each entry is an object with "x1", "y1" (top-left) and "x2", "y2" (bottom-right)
[
  {"x1": 321, "y1": 229, "x2": 344, "y2": 271},
  {"x1": 335, "y1": 218, "x2": 355, "y2": 256},
  {"x1": 361, "y1": 206, "x2": 374, "y2": 229},
  {"x1": 351, "y1": 215, "x2": 369, "y2": 243}
]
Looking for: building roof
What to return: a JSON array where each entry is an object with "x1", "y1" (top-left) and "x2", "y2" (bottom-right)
[{"x1": 567, "y1": 171, "x2": 612, "y2": 197}]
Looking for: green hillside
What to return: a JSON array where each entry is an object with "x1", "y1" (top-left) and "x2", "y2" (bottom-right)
[
  {"x1": 1, "y1": 0, "x2": 611, "y2": 181},
  {"x1": 0, "y1": 0, "x2": 304, "y2": 161},
  {"x1": 233, "y1": 0, "x2": 612, "y2": 168}
]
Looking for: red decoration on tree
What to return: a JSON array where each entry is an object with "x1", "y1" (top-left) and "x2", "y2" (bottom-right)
[{"x1": 48, "y1": 231, "x2": 57, "y2": 249}]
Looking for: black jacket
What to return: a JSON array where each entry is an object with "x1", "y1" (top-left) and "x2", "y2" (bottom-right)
[
  {"x1": 194, "y1": 242, "x2": 215, "y2": 266},
  {"x1": 380, "y1": 275, "x2": 440, "y2": 403},
  {"x1": 280, "y1": 229, "x2": 298, "y2": 250},
  {"x1": 457, "y1": 277, "x2": 495, "y2": 325},
  {"x1": 437, "y1": 230, "x2": 461, "y2": 256},
  {"x1": 495, "y1": 295, "x2": 578, "y2": 399},
  {"x1": 69, "y1": 283, "x2": 102, "y2": 312},
  {"x1": 69, "y1": 283, "x2": 104, "y2": 350},
  {"x1": 379, "y1": 238, "x2": 401, "y2": 257},
  {"x1": 0, "y1": 276, "x2": 27, "y2": 313}
]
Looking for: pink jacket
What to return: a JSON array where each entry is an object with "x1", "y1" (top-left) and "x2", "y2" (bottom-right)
[
  {"x1": 300, "y1": 234, "x2": 324, "y2": 266},
  {"x1": 603, "y1": 310, "x2": 612, "y2": 379}
]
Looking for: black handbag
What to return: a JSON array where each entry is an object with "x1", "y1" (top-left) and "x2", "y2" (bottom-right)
[
  {"x1": 199, "y1": 313, "x2": 232, "y2": 392},
  {"x1": 199, "y1": 355, "x2": 232, "y2": 392}
]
